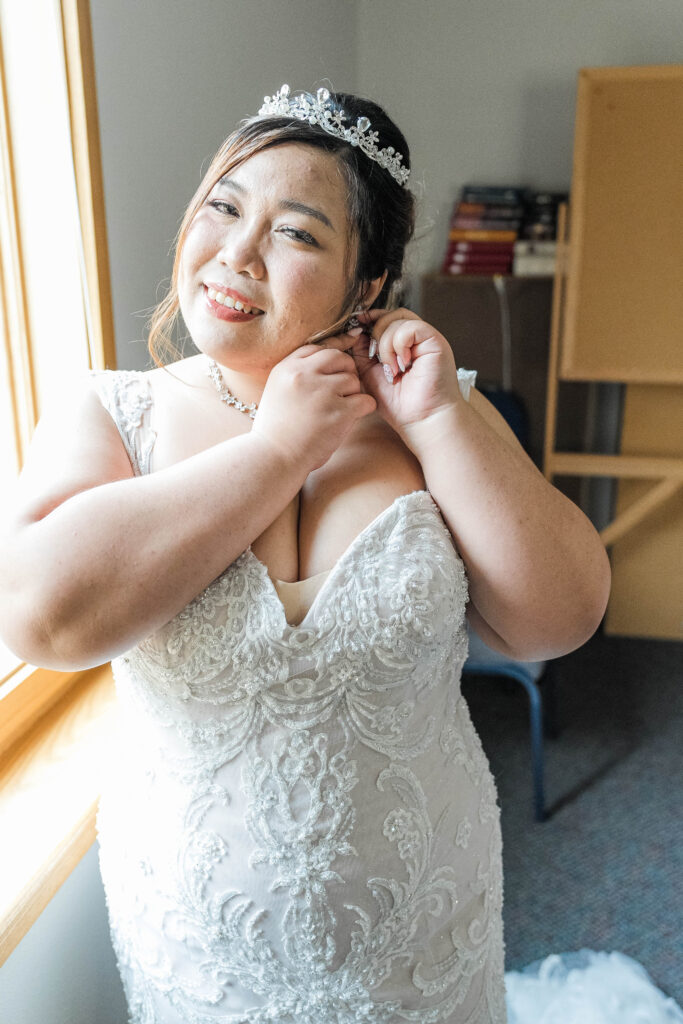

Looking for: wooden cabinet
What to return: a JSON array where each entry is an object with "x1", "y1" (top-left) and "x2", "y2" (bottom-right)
[
  {"x1": 420, "y1": 273, "x2": 589, "y2": 480},
  {"x1": 422, "y1": 67, "x2": 683, "y2": 640}
]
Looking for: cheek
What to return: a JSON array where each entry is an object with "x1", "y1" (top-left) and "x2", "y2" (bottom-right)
[
  {"x1": 277, "y1": 257, "x2": 347, "y2": 318},
  {"x1": 181, "y1": 215, "x2": 220, "y2": 275}
]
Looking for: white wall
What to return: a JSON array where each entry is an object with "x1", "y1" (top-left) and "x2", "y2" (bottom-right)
[
  {"x1": 90, "y1": 0, "x2": 359, "y2": 370},
  {"x1": 0, "y1": 845, "x2": 128, "y2": 1024},
  {"x1": 355, "y1": 0, "x2": 683, "y2": 296}
]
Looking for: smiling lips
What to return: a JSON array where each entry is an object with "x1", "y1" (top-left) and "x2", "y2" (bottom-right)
[{"x1": 204, "y1": 285, "x2": 264, "y2": 321}]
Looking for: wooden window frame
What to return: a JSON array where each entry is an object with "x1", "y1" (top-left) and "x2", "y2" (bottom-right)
[{"x1": 0, "y1": 0, "x2": 116, "y2": 964}]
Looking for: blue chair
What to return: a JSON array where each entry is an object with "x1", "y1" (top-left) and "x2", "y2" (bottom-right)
[{"x1": 463, "y1": 625, "x2": 558, "y2": 822}]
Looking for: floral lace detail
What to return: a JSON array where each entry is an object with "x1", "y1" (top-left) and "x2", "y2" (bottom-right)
[
  {"x1": 95, "y1": 372, "x2": 506, "y2": 1023},
  {"x1": 89, "y1": 369, "x2": 156, "y2": 476},
  {"x1": 455, "y1": 818, "x2": 472, "y2": 850},
  {"x1": 117, "y1": 493, "x2": 469, "y2": 772}
]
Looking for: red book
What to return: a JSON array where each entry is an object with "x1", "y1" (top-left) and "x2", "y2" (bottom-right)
[{"x1": 450, "y1": 251, "x2": 512, "y2": 266}]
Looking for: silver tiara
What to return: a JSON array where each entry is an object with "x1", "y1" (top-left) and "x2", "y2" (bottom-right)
[{"x1": 257, "y1": 85, "x2": 410, "y2": 188}]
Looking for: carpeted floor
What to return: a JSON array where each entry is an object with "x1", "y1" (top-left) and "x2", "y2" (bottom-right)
[{"x1": 462, "y1": 628, "x2": 683, "y2": 1005}]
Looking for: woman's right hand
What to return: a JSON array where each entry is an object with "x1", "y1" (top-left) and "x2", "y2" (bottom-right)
[{"x1": 252, "y1": 339, "x2": 376, "y2": 471}]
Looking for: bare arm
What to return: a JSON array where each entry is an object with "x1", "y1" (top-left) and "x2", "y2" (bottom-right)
[
  {"x1": 0, "y1": 347, "x2": 374, "y2": 671},
  {"x1": 403, "y1": 389, "x2": 611, "y2": 661},
  {"x1": 355, "y1": 306, "x2": 611, "y2": 662}
]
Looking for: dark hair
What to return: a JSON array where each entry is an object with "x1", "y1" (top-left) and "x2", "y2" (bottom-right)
[{"x1": 147, "y1": 90, "x2": 415, "y2": 366}]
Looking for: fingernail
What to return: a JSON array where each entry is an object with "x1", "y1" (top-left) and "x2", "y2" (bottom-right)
[
  {"x1": 397, "y1": 355, "x2": 406, "y2": 373},
  {"x1": 347, "y1": 326, "x2": 364, "y2": 336},
  {"x1": 383, "y1": 363, "x2": 395, "y2": 383},
  {"x1": 368, "y1": 339, "x2": 378, "y2": 359}
]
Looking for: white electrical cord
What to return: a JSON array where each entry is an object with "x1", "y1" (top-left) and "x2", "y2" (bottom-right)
[{"x1": 492, "y1": 274, "x2": 513, "y2": 392}]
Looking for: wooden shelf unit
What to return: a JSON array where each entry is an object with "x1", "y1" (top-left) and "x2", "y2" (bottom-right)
[{"x1": 544, "y1": 66, "x2": 683, "y2": 641}]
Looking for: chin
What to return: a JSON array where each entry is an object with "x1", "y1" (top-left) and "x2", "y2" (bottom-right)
[{"x1": 199, "y1": 341, "x2": 273, "y2": 375}]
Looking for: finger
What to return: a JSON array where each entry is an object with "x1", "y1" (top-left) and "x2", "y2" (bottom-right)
[
  {"x1": 387, "y1": 325, "x2": 414, "y2": 374},
  {"x1": 345, "y1": 390, "x2": 377, "y2": 418},
  {"x1": 335, "y1": 370, "x2": 367, "y2": 397},
  {"x1": 382, "y1": 318, "x2": 440, "y2": 370},
  {"x1": 298, "y1": 343, "x2": 357, "y2": 372},
  {"x1": 305, "y1": 334, "x2": 355, "y2": 354},
  {"x1": 362, "y1": 312, "x2": 421, "y2": 375},
  {"x1": 374, "y1": 320, "x2": 417, "y2": 378},
  {"x1": 359, "y1": 307, "x2": 420, "y2": 336}
]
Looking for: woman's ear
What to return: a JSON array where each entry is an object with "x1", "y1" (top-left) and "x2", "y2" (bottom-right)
[{"x1": 361, "y1": 270, "x2": 388, "y2": 309}]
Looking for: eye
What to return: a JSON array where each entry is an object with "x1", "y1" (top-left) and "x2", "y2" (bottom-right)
[
  {"x1": 209, "y1": 199, "x2": 238, "y2": 216},
  {"x1": 279, "y1": 226, "x2": 319, "y2": 247}
]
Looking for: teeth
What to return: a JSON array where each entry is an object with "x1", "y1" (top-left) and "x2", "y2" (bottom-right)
[{"x1": 206, "y1": 286, "x2": 261, "y2": 314}]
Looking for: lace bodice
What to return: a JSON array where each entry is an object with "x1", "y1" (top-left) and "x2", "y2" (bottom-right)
[{"x1": 92, "y1": 368, "x2": 507, "y2": 1024}]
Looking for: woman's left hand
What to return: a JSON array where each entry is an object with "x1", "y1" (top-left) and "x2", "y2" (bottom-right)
[{"x1": 348, "y1": 308, "x2": 463, "y2": 442}]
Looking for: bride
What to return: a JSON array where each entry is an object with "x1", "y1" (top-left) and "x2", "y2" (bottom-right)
[{"x1": 0, "y1": 85, "x2": 676, "y2": 1022}]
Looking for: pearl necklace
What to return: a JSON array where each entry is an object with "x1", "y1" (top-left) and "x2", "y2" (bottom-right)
[{"x1": 205, "y1": 357, "x2": 258, "y2": 419}]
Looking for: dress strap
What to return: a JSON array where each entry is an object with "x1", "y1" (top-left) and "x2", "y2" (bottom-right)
[
  {"x1": 456, "y1": 367, "x2": 477, "y2": 402},
  {"x1": 88, "y1": 369, "x2": 156, "y2": 476}
]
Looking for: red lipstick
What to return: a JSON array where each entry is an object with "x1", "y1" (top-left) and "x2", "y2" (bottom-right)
[{"x1": 203, "y1": 284, "x2": 263, "y2": 322}]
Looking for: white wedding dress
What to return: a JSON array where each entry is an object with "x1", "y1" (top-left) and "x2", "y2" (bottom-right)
[
  {"x1": 505, "y1": 950, "x2": 683, "y2": 1023},
  {"x1": 92, "y1": 367, "x2": 506, "y2": 1023},
  {"x1": 91, "y1": 368, "x2": 681, "y2": 1024}
]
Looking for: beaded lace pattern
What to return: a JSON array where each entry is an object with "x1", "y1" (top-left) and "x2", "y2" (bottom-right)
[{"x1": 89, "y1": 369, "x2": 506, "y2": 1023}]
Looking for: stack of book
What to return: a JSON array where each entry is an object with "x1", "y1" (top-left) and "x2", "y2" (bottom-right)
[
  {"x1": 441, "y1": 185, "x2": 526, "y2": 276},
  {"x1": 519, "y1": 190, "x2": 568, "y2": 241},
  {"x1": 513, "y1": 190, "x2": 568, "y2": 276}
]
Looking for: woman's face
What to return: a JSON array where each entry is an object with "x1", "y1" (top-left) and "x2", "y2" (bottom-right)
[{"x1": 178, "y1": 142, "x2": 362, "y2": 374}]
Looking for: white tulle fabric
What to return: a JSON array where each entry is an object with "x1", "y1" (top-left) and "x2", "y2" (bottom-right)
[
  {"x1": 505, "y1": 949, "x2": 683, "y2": 1023},
  {"x1": 91, "y1": 368, "x2": 507, "y2": 1023}
]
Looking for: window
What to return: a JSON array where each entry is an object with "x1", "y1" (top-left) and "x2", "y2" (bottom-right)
[{"x1": 0, "y1": 0, "x2": 114, "y2": 751}]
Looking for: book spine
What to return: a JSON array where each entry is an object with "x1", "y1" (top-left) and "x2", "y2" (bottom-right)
[
  {"x1": 452, "y1": 216, "x2": 522, "y2": 231},
  {"x1": 449, "y1": 252, "x2": 512, "y2": 267},
  {"x1": 514, "y1": 241, "x2": 557, "y2": 256},
  {"x1": 513, "y1": 256, "x2": 556, "y2": 276},
  {"x1": 449, "y1": 228, "x2": 518, "y2": 243},
  {"x1": 461, "y1": 185, "x2": 527, "y2": 204},
  {"x1": 457, "y1": 202, "x2": 524, "y2": 218},
  {"x1": 450, "y1": 240, "x2": 515, "y2": 254},
  {"x1": 445, "y1": 264, "x2": 511, "y2": 276}
]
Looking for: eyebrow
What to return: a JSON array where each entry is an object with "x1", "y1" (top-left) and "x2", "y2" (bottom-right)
[{"x1": 216, "y1": 176, "x2": 335, "y2": 232}]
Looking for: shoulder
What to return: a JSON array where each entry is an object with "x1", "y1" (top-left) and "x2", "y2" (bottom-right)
[{"x1": 9, "y1": 370, "x2": 142, "y2": 526}]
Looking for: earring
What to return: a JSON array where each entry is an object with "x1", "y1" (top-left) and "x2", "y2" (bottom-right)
[{"x1": 344, "y1": 307, "x2": 365, "y2": 331}]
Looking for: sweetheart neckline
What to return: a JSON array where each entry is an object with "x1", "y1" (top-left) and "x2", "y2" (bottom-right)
[
  {"x1": 272, "y1": 568, "x2": 331, "y2": 588},
  {"x1": 246, "y1": 489, "x2": 437, "y2": 633}
]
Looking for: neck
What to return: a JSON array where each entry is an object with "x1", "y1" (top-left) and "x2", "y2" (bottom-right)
[{"x1": 207, "y1": 356, "x2": 268, "y2": 407}]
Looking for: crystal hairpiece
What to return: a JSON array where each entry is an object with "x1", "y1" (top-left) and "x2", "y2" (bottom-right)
[{"x1": 257, "y1": 85, "x2": 410, "y2": 187}]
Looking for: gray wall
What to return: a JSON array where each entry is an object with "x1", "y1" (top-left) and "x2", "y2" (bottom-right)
[
  {"x1": 0, "y1": 845, "x2": 128, "y2": 1024},
  {"x1": 91, "y1": 0, "x2": 358, "y2": 370},
  {"x1": 356, "y1": 0, "x2": 683, "y2": 297},
  {"x1": 4, "y1": 2, "x2": 683, "y2": 1021},
  {"x1": 95, "y1": 0, "x2": 683, "y2": 370}
]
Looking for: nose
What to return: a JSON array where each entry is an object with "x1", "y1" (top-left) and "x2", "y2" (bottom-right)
[{"x1": 217, "y1": 218, "x2": 265, "y2": 279}]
